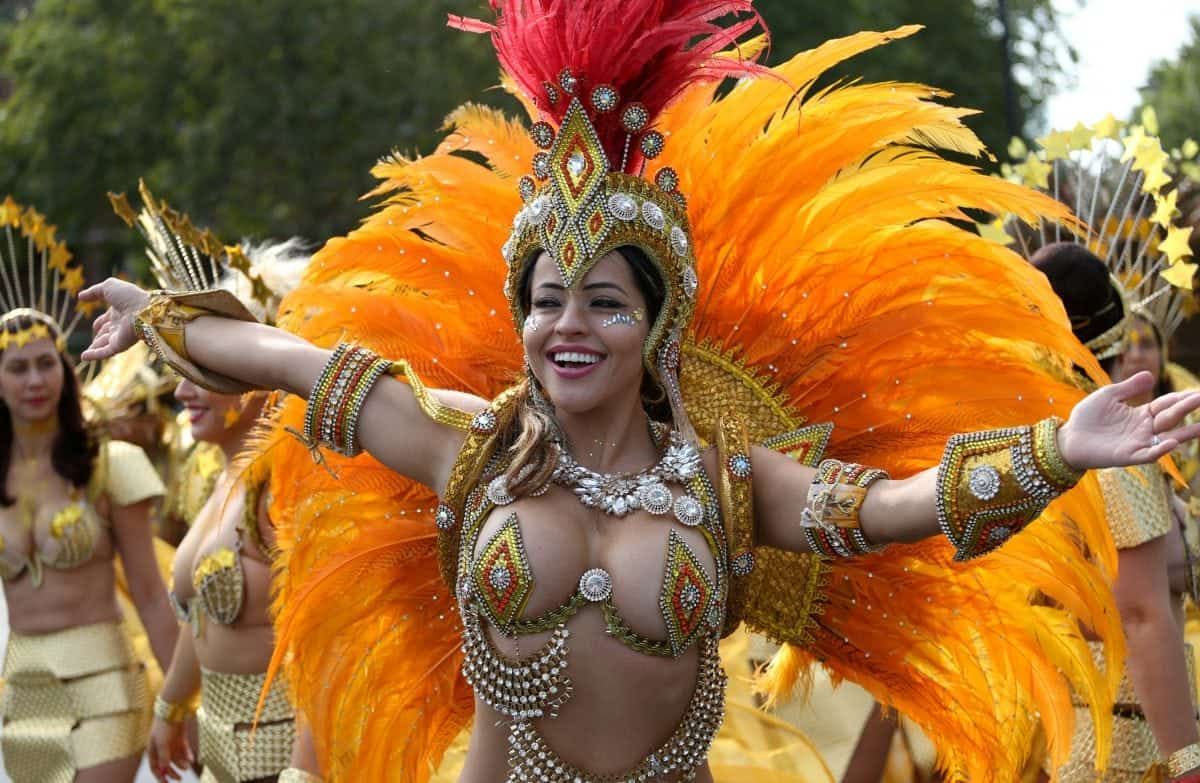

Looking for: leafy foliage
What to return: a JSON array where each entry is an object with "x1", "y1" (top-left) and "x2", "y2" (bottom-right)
[
  {"x1": 1137, "y1": 15, "x2": 1200, "y2": 152},
  {"x1": 0, "y1": 0, "x2": 1073, "y2": 276}
]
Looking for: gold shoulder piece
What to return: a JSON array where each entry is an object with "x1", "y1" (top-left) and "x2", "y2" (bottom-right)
[
  {"x1": 389, "y1": 360, "x2": 475, "y2": 433},
  {"x1": 435, "y1": 385, "x2": 522, "y2": 588},
  {"x1": 1099, "y1": 463, "x2": 1173, "y2": 550},
  {"x1": 716, "y1": 415, "x2": 826, "y2": 644},
  {"x1": 93, "y1": 439, "x2": 166, "y2": 507}
]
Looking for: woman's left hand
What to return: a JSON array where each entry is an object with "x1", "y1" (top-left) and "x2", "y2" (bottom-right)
[{"x1": 1059, "y1": 371, "x2": 1200, "y2": 470}]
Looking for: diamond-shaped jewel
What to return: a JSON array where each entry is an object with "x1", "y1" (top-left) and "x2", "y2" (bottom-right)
[{"x1": 567, "y1": 151, "x2": 587, "y2": 178}]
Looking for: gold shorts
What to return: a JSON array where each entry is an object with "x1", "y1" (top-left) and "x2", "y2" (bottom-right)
[
  {"x1": 198, "y1": 668, "x2": 295, "y2": 783},
  {"x1": 0, "y1": 621, "x2": 150, "y2": 783},
  {"x1": 1051, "y1": 642, "x2": 1196, "y2": 782}
]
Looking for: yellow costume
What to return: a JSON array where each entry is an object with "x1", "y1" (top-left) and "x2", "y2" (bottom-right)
[{"x1": 0, "y1": 439, "x2": 165, "y2": 783}]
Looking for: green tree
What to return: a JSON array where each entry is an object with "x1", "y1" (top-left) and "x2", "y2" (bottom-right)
[
  {"x1": 1137, "y1": 15, "x2": 1200, "y2": 151},
  {"x1": 0, "y1": 0, "x2": 1075, "y2": 277}
]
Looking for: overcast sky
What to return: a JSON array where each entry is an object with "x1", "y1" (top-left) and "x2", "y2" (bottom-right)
[{"x1": 1044, "y1": 0, "x2": 1198, "y2": 132}]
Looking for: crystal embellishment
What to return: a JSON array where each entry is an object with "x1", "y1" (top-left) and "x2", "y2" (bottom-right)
[
  {"x1": 579, "y1": 568, "x2": 613, "y2": 602},
  {"x1": 727, "y1": 453, "x2": 753, "y2": 480},
  {"x1": 621, "y1": 102, "x2": 650, "y2": 133},
  {"x1": 640, "y1": 130, "x2": 665, "y2": 159},
  {"x1": 670, "y1": 225, "x2": 689, "y2": 256},
  {"x1": 567, "y1": 151, "x2": 587, "y2": 178},
  {"x1": 530, "y1": 121, "x2": 555, "y2": 150},
  {"x1": 608, "y1": 192, "x2": 638, "y2": 221},
  {"x1": 486, "y1": 475, "x2": 514, "y2": 506},
  {"x1": 552, "y1": 431, "x2": 703, "y2": 518},
  {"x1": 435, "y1": 502, "x2": 456, "y2": 531},
  {"x1": 471, "y1": 409, "x2": 498, "y2": 434},
  {"x1": 968, "y1": 465, "x2": 1001, "y2": 500},
  {"x1": 673, "y1": 495, "x2": 704, "y2": 527},
  {"x1": 638, "y1": 482, "x2": 673, "y2": 515},
  {"x1": 682, "y1": 265, "x2": 699, "y2": 299},
  {"x1": 641, "y1": 201, "x2": 665, "y2": 230},
  {"x1": 731, "y1": 550, "x2": 755, "y2": 576},
  {"x1": 590, "y1": 84, "x2": 619, "y2": 113}
]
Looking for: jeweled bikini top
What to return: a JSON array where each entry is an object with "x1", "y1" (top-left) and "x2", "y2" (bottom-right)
[
  {"x1": 0, "y1": 498, "x2": 102, "y2": 586},
  {"x1": 464, "y1": 432, "x2": 727, "y2": 659}
]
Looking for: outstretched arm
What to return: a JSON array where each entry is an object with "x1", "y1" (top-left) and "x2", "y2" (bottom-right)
[
  {"x1": 755, "y1": 372, "x2": 1200, "y2": 558},
  {"x1": 80, "y1": 279, "x2": 484, "y2": 492}
]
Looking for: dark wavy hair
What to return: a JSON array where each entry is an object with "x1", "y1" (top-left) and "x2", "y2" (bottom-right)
[
  {"x1": 1031, "y1": 242, "x2": 1125, "y2": 376},
  {"x1": 0, "y1": 312, "x2": 97, "y2": 507}
]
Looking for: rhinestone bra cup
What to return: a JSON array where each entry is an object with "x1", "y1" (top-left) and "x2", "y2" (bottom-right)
[{"x1": 457, "y1": 432, "x2": 730, "y2": 781}]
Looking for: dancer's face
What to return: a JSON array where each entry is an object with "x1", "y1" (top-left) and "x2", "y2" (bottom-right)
[
  {"x1": 1115, "y1": 316, "x2": 1163, "y2": 386},
  {"x1": 175, "y1": 379, "x2": 257, "y2": 445},
  {"x1": 0, "y1": 337, "x2": 64, "y2": 424},
  {"x1": 523, "y1": 251, "x2": 650, "y2": 416}
]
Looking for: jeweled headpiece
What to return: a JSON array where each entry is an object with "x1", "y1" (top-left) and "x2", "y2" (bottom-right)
[
  {"x1": 451, "y1": 1, "x2": 769, "y2": 433},
  {"x1": 110, "y1": 180, "x2": 305, "y2": 325},
  {"x1": 0, "y1": 196, "x2": 95, "y2": 353},
  {"x1": 990, "y1": 113, "x2": 1197, "y2": 358}
]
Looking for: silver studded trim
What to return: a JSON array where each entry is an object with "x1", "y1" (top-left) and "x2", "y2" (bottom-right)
[
  {"x1": 578, "y1": 568, "x2": 613, "y2": 602},
  {"x1": 673, "y1": 494, "x2": 704, "y2": 527}
]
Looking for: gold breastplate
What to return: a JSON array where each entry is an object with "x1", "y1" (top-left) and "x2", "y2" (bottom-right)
[
  {"x1": 172, "y1": 544, "x2": 246, "y2": 634},
  {"x1": 0, "y1": 501, "x2": 101, "y2": 586}
]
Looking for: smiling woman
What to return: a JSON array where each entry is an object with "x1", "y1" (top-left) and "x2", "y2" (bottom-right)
[{"x1": 0, "y1": 200, "x2": 175, "y2": 783}]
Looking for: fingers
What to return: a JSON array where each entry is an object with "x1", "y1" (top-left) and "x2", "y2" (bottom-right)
[
  {"x1": 1153, "y1": 391, "x2": 1200, "y2": 432},
  {"x1": 1104, "y1": 370, "x2": 1155, "y2": 402},
  {"x1": 1156, "y1": 421, "x2": 1200, "y2": 451},
  {"x1": 78, "y1": 280, "x2": 108, "y2": 301}
]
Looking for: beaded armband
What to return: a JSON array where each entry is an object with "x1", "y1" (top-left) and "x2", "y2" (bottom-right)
[
  {"x1": 153, "y1": 695, "x2": 193, "y2": 724},
  {"x1": 279, "y1": 770, "x2": 324, "y2": 783},
  {"x1": 303, "y1": 343, "x2": 392, "y2": 456},
  {"x1": 802, "y1": 459, "x2": 889, "y2": 559},
  {"x1": 1169, "y1": 744, "x2": 1200, "y2": 778},
  {"x1": 936, "y1": 417, "x2": 1083, "y2": 561}
]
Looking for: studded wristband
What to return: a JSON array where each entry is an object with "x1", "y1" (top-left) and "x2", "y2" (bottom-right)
[
  {"x1": 802, "y1": 459, "x2": 889, "y2": 559},
  {"x1": 936, "y1": 417, "x2": 1083, "y2": 561},
  {"x1": 153, "y1": 695, "x2": 192, "y2": 724}
]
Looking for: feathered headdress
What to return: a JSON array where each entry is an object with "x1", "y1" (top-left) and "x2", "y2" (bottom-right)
[
  {"x1": 991, "y1": 113, "x2": 1197, "y2": 357},
  {"x1": 0, "y1": 196, "x2": 96, "y2": 353},
  {"x1": 450, "y1": 1, "x2": 771, "y2": 436}
]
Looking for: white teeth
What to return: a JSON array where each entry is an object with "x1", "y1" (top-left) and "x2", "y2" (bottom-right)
[{"x1": 552, "y1": 351, "x2": 601, "y2": 365}]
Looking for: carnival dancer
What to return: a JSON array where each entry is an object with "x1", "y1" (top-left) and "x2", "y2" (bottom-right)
[
  {"x1": 0, "y1": 197, "x2": 175, "y2": 783},
  {"x1": 990, "y1": 118, "x2": 1200, "y2": 781},
  {"x1": 105, "y1": 184, "x2": 310, "y2": 783},
  {"x1": 81, "y1": 4, "x2": 1200, "y2": 782}
]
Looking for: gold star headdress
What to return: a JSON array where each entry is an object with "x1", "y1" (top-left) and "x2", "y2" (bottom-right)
[
  {"x1": 0, "y1": 196, "x2": 96, "y2": 353},
  {"x1": 987, "y1": 111, "x2": 1197, "y2": 358},
  {"x1": 109, "y1": 180, "x2": 304, "y2": 324}
]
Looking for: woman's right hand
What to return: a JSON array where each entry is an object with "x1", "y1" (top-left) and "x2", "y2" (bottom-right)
[
  {"x1": 78, "y1": 278, "x2": 152, "y2": 361},
  {"x1": 147, "y1": 715, "x2": 194, "y2": 782}
]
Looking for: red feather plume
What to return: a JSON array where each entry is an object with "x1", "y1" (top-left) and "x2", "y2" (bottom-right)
[{"x1": 449, "y1": 0, "x2": 772, "y2": 170}]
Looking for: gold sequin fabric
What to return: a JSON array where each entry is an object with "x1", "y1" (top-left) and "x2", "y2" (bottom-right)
[
  {"x1": 197, "y1": 668, "x2": 295, "y2": 783},
  {"x1": 1051, "y1": 641, "x2": 1197, "y2": 782},
  {"x1": 0, "y1": 621, "x2": 150, "y2": 783},
  {"x1": 1099, "y1": 464, "x2": 1173, "y2": 550}
]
